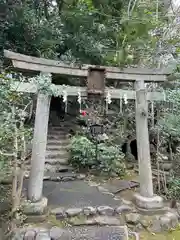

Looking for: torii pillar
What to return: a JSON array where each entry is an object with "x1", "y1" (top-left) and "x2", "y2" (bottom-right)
[
  {"x1": 134, "y1": 80, "x2": 163, "y2": 211},
  {"x1": 24, "y1": 73, "x2": 51, "y2": 214}
]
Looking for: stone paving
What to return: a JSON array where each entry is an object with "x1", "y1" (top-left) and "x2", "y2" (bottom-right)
[
  {"x1": 19, "y1": 120, "x2": 180, "y2": 239},
  {"x1": 43, "y1": 180, "x2": 121, "y2": 208},
  {"x1": 13, "y1": 226, "x2": 129, "y2": 240}
]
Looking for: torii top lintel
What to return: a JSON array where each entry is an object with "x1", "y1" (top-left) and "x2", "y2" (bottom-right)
[{"x1": 4, "y1": 50, "x2": 170, "y2": 82}]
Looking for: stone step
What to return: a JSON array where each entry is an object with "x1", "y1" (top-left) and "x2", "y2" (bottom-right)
[
  {"x1": 46, "y1": 145, "x2": 70, "y2": 151},
  {"x1": 47, "y1": 135, "x2": 68, "y2": 140},
  {"x1": 50, "y1": 125, "x2": 74, "y2": 130},
  {"x1": 46, "y1": 151, "x2": 69, "y2": 159},
  {"x1": 44, "y1": 172, "x2": 81, "y2": 181},
  {"x1": 44, "y1": 164, "x2": 74, "y2": 173},
  {"x1": 45, "y1": 159, "x2": 69, "y2": 165},
  {"x1": 48, "y1": 130, "x2": 68, "y2": 135},
  {"x1": 47, "y1": 139, "x2": 70, "y2": 146}
]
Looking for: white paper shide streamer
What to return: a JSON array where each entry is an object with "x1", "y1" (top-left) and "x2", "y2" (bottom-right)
[
  {"x1": 106, "y1": 91, "x2": 112, "y2": 104},
  {"x1": 77, "y1": 90, "x2": 81, "y2": 112},
  {"x1": 119, "y1": 97, "x2": 122, "y2": 113},
  {"x1": 106, "y1": 91, "x2": 112, "y2": 113},
  {"x1": 62, "y1": 89, "x2": 68, "y2": 112},
  {"x1": 123, "y1": 93, "x2": 128, "y2": 104}
]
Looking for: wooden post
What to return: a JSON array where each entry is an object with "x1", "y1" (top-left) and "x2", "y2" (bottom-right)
[
  {"x1": 28, "y1": 78, "x2": 51, "y2": 202},
  {"x1": 135, "y1": 80, "x2": 153, "y2": 198}
]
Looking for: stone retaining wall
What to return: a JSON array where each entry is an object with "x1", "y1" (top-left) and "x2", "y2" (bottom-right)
[
  {"x1": 50, "y1": 205, "x2": 133, "y2": 218},
  {"x1": 50, "y1": 205, "x2": 179, "y2": 232}
]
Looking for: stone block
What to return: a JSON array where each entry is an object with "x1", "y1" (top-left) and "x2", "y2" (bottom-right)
[
  {"x1": 134, "y1": 193, "x2": 163, "y2": 210},
  {"x1": 93, "y1": 216, "x2": 122, "y2": 226},
  {"x1": 97, "y1": 206, "x2": 114, "y2": 216},
  {"x1": 65, "y1": 208, "x2": 82, "y2": 217},
  {"x1": 77, "y1": 174, "x2": 86, "y2": 180},
  {"x1": 125, "y1": 213, "x2": 140, "y2": 225},
  {"x1": 22, "y1": 197, "x2": 48, "y2": 215},
  {"x1": 23, "y1": 230, "x2": 36, "y2": 240},
  {"x1": 83, "y1": 206, "x2": 97, "y2": 216},
  {"x1": 115, "y1": 205, "x2": 132, "y2": 214},
  {"x1": 49, "y1": 227, "x2": 66, "y2": 240},
  {"x1": 160, "y1": 211, "x2": 179, "y2": 230},
  {"x1": 35, "y1": 232, "x2": 51, "y2": 240}
]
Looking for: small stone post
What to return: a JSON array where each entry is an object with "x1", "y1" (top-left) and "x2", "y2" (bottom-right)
[
  {"x1": 28, "y1": 76, "x2": 51, "y2": 204},
  {"x1": 134, "y1": 80, "x2": 163, "y2": 210}
]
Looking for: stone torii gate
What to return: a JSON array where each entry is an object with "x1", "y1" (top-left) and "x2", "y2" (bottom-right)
[{"x1": 4, "y1": 50, "x2": 169, "y2": 213}]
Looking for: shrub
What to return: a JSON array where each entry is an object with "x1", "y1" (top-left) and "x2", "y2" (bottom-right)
[
  {"x1": 69, "y1": 135, "x2": 125, "y2": 176},
  {"x1": 69, "y1": 136, "x2": 96, "y2": 168},
  {"x1": 167, "y1": 177, "x2": 180, "y2": 201}
]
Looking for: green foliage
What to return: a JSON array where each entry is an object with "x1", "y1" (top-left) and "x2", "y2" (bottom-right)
[
  {"x1": 0, "y1": 72, "x2": 33, "y2": 172},
  {"x1": 158, "y1": 113, "x2": 180, "y2": 139},
  {"x1": 30, "y1": 73, "x2": 65, "y2": 96},
  {"x1": 158, "y1": 89, "x2": 180, "y2": 139},
  {"x1": 167, "y1": 177, "x2": 180, "y2": 201},
  {"x1": 69, "y1": 136, "x2": 95, "y2": 167},
  {"x1": 0, "y1": 0, "x2": 169, "y2": 67},
  {"x1": 69, "y1": 135, "x2": 125, "y2": 176}
]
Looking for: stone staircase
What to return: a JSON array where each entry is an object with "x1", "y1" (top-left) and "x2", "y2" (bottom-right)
[{"x1": 45, "y1": 125, "x2": 71, "y2": 173}]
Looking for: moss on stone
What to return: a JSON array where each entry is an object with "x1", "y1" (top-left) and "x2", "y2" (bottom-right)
[
  {"x1": 68, "y1": 215, "x2": 87, "y2": 225},
  {"x1": 139, "y1": 228, "x2": 180, "y2": 240},
  {"x1": 47, "y1": 214, "x2": 67, "y2": 228}
]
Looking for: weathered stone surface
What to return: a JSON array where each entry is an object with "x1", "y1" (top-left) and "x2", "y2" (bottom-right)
[
  {"x1": 50, "y1": 176, "x2": 61, "y2": 182},
  {"x1": 135, "y1": 223, "x2": 144, "y2": 231},
  {"x1": 45, "y1": 164, "x2": 71, "y2": 173},
  {"x1": 69, "y1": 215, "x2": 122, "y2": 226},
  {"x1": 139, "y1": 216, "x2": 152, "y2": 228},
  {"x1": 57, "y1": 165, "x2": 73, "y2": 172},
  {"x1": 101, "y1": 180, "x2": 139, "y2": 195},
  {"x1": 43, "y1": 176, "x2": 51, "y2": 181},
  {"x1": 66, "y1": 208, "x2": 82, "y2": 217},
  {"x1": 23, "y1": 230, "x2": 36, "y2": 240},
  {"x1": 94, "y1": 216, "x2": 121, "y2": 226},
  {"x1": 97, "y1": 186, "x2": 109, "y2": 193},
  {"x1": 25, "y1": 214, "x2": 48, "y2": 223},
  {"x1": 121, "y1": 199, "x2": 132, "y2": 205},
  {"x1": 35, "y1": 232, "x2": 51, "y2": 240},
  {"x1": 62, "y1": 176, "x2": 75, "y2": 181},
  {"x1": 134, "y1": 193, "x2": 163, "y2": 210},
  {"x1": 12, "y1": 232, "x2": 23, "y2": 240},
  {"x1": 32, "y1": 228, "x2": 49, "y2": 234},
  {"x1": 51, "y1": 207, "x2": 65, "y2": 215},
  {"x1": 116, "y1": 205, "x2": 132, "y2": 214},
  {"x1": 49, "y1": 227, "x2": 68, "y2": 240},
  {"x1": 165, "y1": 211, "x2": 178, "y2": 226},
  {"x1": 12, "y1": 228, "x2": 49, "y2": 240},
  {"x1": 76, "y1": 174, "x2": 86, "y2": 180},
  {"x1": 97, "y1": 206, "x2": 114, "y2": 216},
  {"x1": 84, "y1": 218, "x2": 97, "y2": 225},
  {"x1": 160, "y1": 212, "x2": 178, "y2": 230},
  {"x1": 88, "y1": 181, "x2": 100, "y2": 187},
  {"x1": 41, "y1": 180, "x2": 121, "y2": 208},
  {"x1": 63, "y1": 226, "x2": 129, "y2": 240},
  {"x1": 51, "y1": 207, "x2": 67, "y2": 219},
  {"x1": 149, "y1": 220, "x2": 162, "y2": 233},
  {"x1": 22, "y1": 197, "x2": 48, "y2": 215},
  {"x1": 125, "y1": 213, "x2": 140, "y2": 225},
  {"x1": 159, "y1": 215, "x2": 172, "y2": 231},
  {"x1": 83, "y1": 206, "x2": 97, "y2": 216}
]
